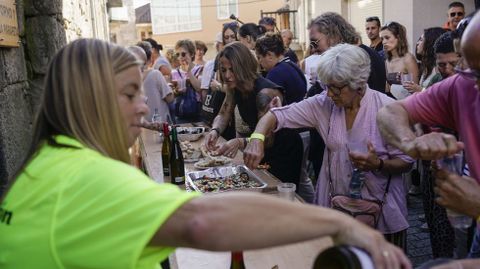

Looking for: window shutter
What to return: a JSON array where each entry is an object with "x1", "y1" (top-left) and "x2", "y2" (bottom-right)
[{"x1": 348, "y1": 0, "x2": 383, "y2": 45}]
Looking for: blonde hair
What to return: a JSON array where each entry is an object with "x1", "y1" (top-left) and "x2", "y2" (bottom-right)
[{"x1": 3, "y1": 39, "x2": 140, "y2": 198}]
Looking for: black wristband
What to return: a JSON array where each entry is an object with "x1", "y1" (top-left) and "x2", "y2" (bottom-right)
[
  {"x1": 243, "y1": 138, "x2": 247, "y2": 148},
  {"x1": 376, "y1": 158, "x2": 384, "y2": 172},
  {"x1": 211, "y1": 128, "x2": 220, "y2": 135}
]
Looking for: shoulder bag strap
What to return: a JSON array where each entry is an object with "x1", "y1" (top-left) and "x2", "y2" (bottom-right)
[{"x1": 326, "y1": 105, "x2": 335, "y2": 199}]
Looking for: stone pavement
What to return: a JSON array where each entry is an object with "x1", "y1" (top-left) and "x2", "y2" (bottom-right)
[{"x1": 407, "y1": 194, "x2": 433, "y2": 267}]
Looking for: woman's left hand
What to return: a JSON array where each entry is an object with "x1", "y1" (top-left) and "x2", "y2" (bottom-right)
[
  {"x1": 402, "y1": 81, "x2": 422, "y2": 93},
  {"x1": 349, "y1": 141, "x2": 381, "y2": 171}
]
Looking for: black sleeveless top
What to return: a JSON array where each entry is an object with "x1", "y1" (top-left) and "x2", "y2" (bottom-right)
[{"x1": 234, "y1": 76, "x2": 283, "y2": 133}]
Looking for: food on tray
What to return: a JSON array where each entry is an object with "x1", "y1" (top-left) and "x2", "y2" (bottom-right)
[
  {"x1": 177, "y1": 127, "x2": 205, "y2": 142},
  {"x1": 180, "y1": 141, "x2": 201, "y2": 161},
  {"x1": 193, "y1": 172, "x2": 262, "y2": 193},
  {"x1": 194, "y1": 156, "x2": 232, "y2": 169},
  {"x1": 177, "y1": 127, "x2": 204, "y2": 134}
]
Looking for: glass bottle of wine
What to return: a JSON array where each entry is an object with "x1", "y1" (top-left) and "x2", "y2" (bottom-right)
[
  {"x1": 161, "y1": 123, "x2": 171, "y2": 176},
  {"x1": 230, "y1": 251, "x2": 246, "y2": 269},
  {"x1": 313, "y1": 245, "x2": 374, "y2": 269},
  {"x1": 169, "y1": 127, "x2": 185, "y2": 185}
]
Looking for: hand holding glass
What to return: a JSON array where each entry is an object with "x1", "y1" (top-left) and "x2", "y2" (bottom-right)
[{"x1": 437, "y1": 153, "x2": 471, "y2": 229}]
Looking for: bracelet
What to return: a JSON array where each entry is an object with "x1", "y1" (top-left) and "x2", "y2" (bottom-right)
[
  {"x1": 248, "y1": 132, "x2": 265, "y2": 142},
  {"x1": 211, "y1": 128, "x2": 221, "y2": 135},
  {"x1": 242, "y1": 138, "x2": 247, "y2": 148},
  {"x1": 376, "y1": 158, "x2": 384, "y2": 172}
]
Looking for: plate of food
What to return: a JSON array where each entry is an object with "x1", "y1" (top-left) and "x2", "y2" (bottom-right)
[
  {"x1": 193, "y1": 156, "x2": 232, "y2": 170},
  {"x1": 177, "y1": 127, "x2": 205, "y2": 142},
  {"x1": 180, "y1": 141, "x2": 202, "y2": 162}
]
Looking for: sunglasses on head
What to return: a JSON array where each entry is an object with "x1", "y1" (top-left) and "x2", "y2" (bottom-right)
[
  {"x1": 260, "y1": 17, "x2": 276, "y2": 24},
  {"x1": 223, "y1": 22, "x2": 239, "y2": 28},
  {"x1": 175, "y1": 52, "x2": 187, "y2": 58},
  {"x1": 450, "y1": 12, "x2": 464, "y2": 17}
]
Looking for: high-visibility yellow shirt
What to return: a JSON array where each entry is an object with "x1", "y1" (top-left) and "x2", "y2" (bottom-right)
[{"x1": 0, "y1": 135, "x2": 199, "y2": 269}]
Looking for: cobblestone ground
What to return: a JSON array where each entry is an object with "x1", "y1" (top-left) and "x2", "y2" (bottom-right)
[{"x1": 407, "y1": 194, "x2": 433, "y2": 267}]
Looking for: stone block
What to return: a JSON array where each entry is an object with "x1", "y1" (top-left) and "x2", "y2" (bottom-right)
[
  {"x1": 0, "y1": 51, "x2": 5, "y2": 89},
  {"x1": 0, "y1": 82, "x2": 32, "y2": 181},
  {"x1": 1, "y1": 44, "x2": 28, "y2": 85},
  {"x1": 25, "y1": 16, "x2": 66, "y2": 75},
  {"x1": 16, "y1": 0, "x2": 25, "y2": 36},
  {"x1": 24, "y1": 0, "x2": 62, "y2": 16},
  {"x1": 27, "y1": 76, "x2": 45, "y2": 114}
]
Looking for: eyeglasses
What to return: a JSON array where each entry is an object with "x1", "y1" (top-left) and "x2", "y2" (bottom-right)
[
  {"x1": 326, "y1": 83, "x2": 348, "y2": 96},
  {"x1": 450, "y1": 12, "x2": 464, "y2": 17},
  {"x1": 175, "y1": 52, "x2": 187, "y2": 58},
  {"x1": 455, "y1": 67, "x2": 480, "y2": 81},
  {"x1": 309, "y1": 39, "x2": 320, "y2": 49},
  {"x1": 259, "y1": 17, "x2": 276, "y2": 25}
]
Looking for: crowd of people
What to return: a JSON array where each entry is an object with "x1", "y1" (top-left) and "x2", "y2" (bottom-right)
[{"x1": 1, "y1": 1, "x2": 480, "y2": 269}]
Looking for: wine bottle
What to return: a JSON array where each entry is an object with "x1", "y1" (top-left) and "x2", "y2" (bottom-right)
[
  {"x1": 169, "y1": 127, "x2": 185, "y2": 185},
  {"x1": 161, "y1": 123, "x2": 171, "y2": 176},
  {"x1": 313, "y1": 245, "x2": 374, "y2": 269},
  {"x1": 230, "y1": 251, "x2": 246, "y2": 269}
]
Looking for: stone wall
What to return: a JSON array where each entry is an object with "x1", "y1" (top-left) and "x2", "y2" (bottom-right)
[
  {"x1": 0, "y1": 0, "x2": 114, "y2": 193},
  {"x1": 63, "y1": 0, "x2": 110, "y2": 42},
  {"x1": 0, "y1": 0, "x2": 67, "y2": 193}
]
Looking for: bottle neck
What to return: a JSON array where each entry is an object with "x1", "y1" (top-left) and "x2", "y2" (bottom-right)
[
  {"x1": 163, "y1": 123, "x2": 170, "y2": 136},
  {"x1": 171, "y1": 127, "x2": 177, "y2": 142},
  {"x1": 231, "y1": 251, "x2": 243, "y2": 262}
]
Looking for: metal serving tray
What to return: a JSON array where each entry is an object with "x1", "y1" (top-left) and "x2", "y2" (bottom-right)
[{"x1": 186, "y1": 165, "x2": 267, "y2": 193}]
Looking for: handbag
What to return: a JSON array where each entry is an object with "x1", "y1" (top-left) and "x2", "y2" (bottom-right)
[
  {"x1": 325, "y1": 106, "x2": 391, "y2": 228},
  {"x1": 201, "y1": 89, "x2": 225, "y2": 124},
  {"x1": 174, "y1": 68, "x2": 201, "y2": 118},
  {"x1": 200, "y1": 66, "x2": 225, "y2": 124}
]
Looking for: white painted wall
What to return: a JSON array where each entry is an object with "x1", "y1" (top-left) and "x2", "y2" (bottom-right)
[
  {"x1": 63, "y1": 0, "x2": 110, "y2": 42},
  {"x1": 386, "y1": 0, "x2": 474, "y2": 55},
  {"x1": 110, "y1": 0, "x2": 138, "y2": 46}
]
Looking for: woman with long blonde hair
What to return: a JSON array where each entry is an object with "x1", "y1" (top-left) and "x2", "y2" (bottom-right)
[{"x1": 0, "y1": 39, "x2": 410, "y2": 269}]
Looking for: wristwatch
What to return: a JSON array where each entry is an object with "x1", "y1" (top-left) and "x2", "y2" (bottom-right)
[{"x1": 211, "y1": 128, "x2": 221, "y2": 135}]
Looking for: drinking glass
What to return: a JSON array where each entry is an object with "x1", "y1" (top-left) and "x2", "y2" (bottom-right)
[
  {"x1": 401, "y1": 73, "x2": 413, "y2": 83},
  {"x1": 347, "y1": 139, "x2": 368, "y2": 155},
  {"x1": 437, "y1": 152, "x2": 472, "y2": 229},
  {"x1": 277, "y1": 183, "x2": 296, "y2": 201}
]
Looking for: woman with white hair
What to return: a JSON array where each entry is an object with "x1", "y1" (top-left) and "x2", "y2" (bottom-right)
[
  {"x1": 0, "y1": 39, "x2": 411, "y2": 269},
  {"x1": 244, "y1": 43, "x2": 414, "y2": 249}
]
